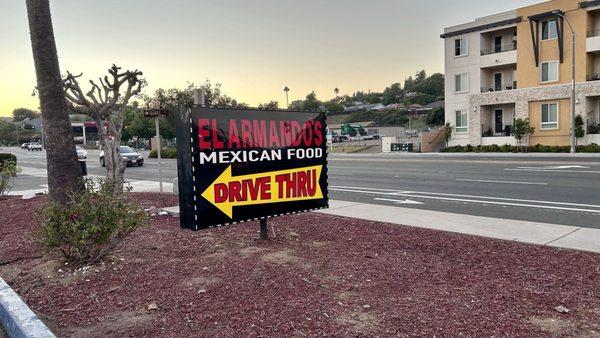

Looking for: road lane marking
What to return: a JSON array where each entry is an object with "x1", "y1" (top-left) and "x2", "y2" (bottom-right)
[
  {"x1": 331, "y1": 187, "x2": 600, "y2": 213},
  {"x1": 456, "y1": 179, "x2": 547, "y2": 185},
  {"x1": 329, "y1": 185, "x2": 600, "y2": 209},
  {"x1": 517, "y1": 165, "x2": 590, "y2": 170},
  {"x1": 505, "y1": 168, "x2": 600, "y2": 174},
  {"x1": 374, "y1": 198, "x2": 424, "y2": 205}
]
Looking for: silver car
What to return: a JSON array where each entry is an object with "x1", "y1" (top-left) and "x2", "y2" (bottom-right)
[
  {"x1": 99, "y1": 146, "x2": 144, "y2": 167},
  {"x1": 76, "y1": 146, "x2": 88, "y2": 159}
]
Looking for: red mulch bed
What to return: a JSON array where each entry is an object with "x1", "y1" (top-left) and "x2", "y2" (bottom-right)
[{"x1": 1, "y1": 194, "x2": 600, "y2": 337}]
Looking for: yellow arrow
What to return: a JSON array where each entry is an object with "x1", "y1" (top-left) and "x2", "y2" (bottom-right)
[{"x1": 201, "y1": 165, "x2": 324, "y2": 218}]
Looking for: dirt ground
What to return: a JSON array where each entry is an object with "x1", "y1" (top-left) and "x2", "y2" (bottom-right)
[{"x1": 1, "y1": 193, "x2": 600, "y2": 337}]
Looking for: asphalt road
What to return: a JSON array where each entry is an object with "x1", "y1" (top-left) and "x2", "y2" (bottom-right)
[{"x1": 4, "y1": 147, "x2": 600, "y2": 229}]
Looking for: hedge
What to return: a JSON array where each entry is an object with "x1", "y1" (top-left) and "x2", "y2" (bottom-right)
[
  {"x1": 149, "y1": 148, "x2": 177, "y2": 158},
  {"x1": 441, "y1": 143, "x2": 600, "y2": 153},
  {"x1": 0, "y1": 153, "x2": 17, "y2": 170}
]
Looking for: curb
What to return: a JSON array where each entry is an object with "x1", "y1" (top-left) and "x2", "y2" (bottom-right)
[
  {"x1": 0, "y1": 276, "x2": 56, "y2": 338},
  {"x1": 329, "y1": 152, "x2": 600, "y2": 158}
]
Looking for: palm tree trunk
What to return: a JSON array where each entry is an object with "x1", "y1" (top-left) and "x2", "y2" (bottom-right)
[{"x1": 26, "y1": 0, "x2": 82, "y2": 204}]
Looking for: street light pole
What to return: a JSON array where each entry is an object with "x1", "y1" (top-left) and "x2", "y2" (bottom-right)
[{"x1": 554, "y1": 12, "x2": 576, "y2": 154}]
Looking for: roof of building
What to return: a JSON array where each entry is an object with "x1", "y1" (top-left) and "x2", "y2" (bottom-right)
[
  {"x1": 421, "y1": 100, "x2": 444, "y2": 110},
  {"x1": 441, "y1": 10, "x2": 519, "y2": 39}
]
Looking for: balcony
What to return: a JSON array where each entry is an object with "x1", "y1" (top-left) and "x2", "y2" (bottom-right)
[
  {"x1": 588, "y1": 29, "x2": 600, "y2": 38},
  {"x1": 480, "y1": 42, "x2": 517, "y2": 56},
  {"x1": 586, "y1": 32, "x2": 600, "y2": 52},
  {"x1": 480, "y1": 82, "x2": 517, "y2": 93},
  {"x1": 480, "y1": 49, "x2": 517, "y2": 68}
]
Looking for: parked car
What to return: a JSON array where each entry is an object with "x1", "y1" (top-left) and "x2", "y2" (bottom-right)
[
  {"x1": 76, "y1": 146, "x2": 87, "y2": 159},
  {"x1": 27, "y1": 142, "x2": 43, "y2": 151},
  {"x1": 20, "y1": 143, "x2": 30, "y2": 149},
  {"x1": 363, "y1": 134, "x2": 380, "y2": 140},
  {"x1": 403, "y1": 129, "x2": 419, "y2": 137},
  {"x1": 99, "y1": 146, "x2": 144, "y2": 167}
]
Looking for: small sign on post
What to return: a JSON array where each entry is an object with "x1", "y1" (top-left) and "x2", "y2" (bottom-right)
[
  {"x1": 143, "y1": 108, "x2": 169, "y2": 193},
  {"x1": 143, "y1": 109, "x2": 169, "y2": 118}
]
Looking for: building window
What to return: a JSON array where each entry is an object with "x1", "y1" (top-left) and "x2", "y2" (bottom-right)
[
  {"x1": 455, "y1": 37, "x2": 468, "y2": 56},
  {"x1": 542, "y1": 19, "x2": 558, "y2": 40},
  {"x1": 541, "y1": 103, "x2": 558, "y2": 129},
  {"x1": 455, "y1": 110, "x2": 468, "y2": 132},
  {"x1": 455, "y1": 73, "x2": 468, "y2": 92},
  {"x1": 541, "y1": 61, "x2": 558, "y2": 82}
]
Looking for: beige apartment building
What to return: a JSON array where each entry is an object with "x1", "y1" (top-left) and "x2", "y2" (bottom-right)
[{"x1": 442, "y1": 0, "x2": 600, "y2": 147}]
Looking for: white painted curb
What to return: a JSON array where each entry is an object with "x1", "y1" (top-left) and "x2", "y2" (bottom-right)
[{"x1": 0, "y1": 276, "x2": 56, "y2": 338}]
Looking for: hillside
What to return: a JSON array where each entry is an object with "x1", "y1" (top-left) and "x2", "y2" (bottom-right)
[{"x1": 328, "y1": 109, "x2": 437, "y2": 128}]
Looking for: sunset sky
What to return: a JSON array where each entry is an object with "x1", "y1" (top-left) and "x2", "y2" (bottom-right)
[{"x1": 0, "y1": 0, "x2": 540, "y2": 117}]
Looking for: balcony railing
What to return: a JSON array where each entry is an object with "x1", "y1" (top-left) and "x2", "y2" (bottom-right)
[
  {"x1": 480, "y1": 82, "x2": 517, "y2": 93},
  {"x1": 588, "y1": 118, "x2": 600, "y2": 134},
  {"x1": 480, "y1": 42, "x2": 517, "y2": 56},
  {"x1": 587, "y1": 73, "x2": 600, "y2": 82},
  {"x1": 588, "y1": 29, "x2": 600, "y2": 38},
  {"x1": 481, "y1": 124, "x2": 514, "y2": 138}
]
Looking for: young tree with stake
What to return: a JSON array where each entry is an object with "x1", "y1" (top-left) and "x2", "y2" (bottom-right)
[{"x1": 63, "y1": 65, "x2": 144, "y2": 192}]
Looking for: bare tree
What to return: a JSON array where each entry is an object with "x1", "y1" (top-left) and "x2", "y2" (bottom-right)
[
  {"x1": 63, "y1": 65, "x2": 143, "y2": 192},
  {"x1": 26, "y1": 0, "x2": 82, "y2": 205}
]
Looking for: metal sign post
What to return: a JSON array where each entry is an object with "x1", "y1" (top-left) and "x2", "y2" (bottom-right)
[
  {"x1": 155, "y1": 117, "x2": 163, "y2": 193},
  {"x1": 259, "y1": 218, "x2": 268, "y2": 240},
  {"x1": 143, "y1": 108, "x2": 169, "y2": 194}
]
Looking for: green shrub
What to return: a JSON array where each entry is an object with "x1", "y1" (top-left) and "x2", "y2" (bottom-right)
[
  {"x1": 38, "y1": 178, "x2": 148, "y2": 266},
  {"x1": 149, "y1": 148, "x2": 177, "y2": 158},
  {"x1": 578, "y1": 143, "x2": 600, "y2": 153},
  {"x1": 442, "y1": 144, "x2": 600, "y2": 153},
  {"x1": 0, "y1": 160, "x2": 20, "y2": 198},
  {"x1": 0, "y1": 153, "x2": 17, "y2": 170}
]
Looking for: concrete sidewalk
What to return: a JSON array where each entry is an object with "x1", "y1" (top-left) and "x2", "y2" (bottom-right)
[
  {"x1": 164, "y1": 199, "x2": 600, "y2": 253},
  {"x1": 316, "y1": 200, "x2": 600, "y2": 254}
]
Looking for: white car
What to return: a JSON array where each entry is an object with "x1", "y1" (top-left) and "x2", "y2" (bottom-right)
[
  {"x1": 27, "y1": 142, "x2": 43, "y2": 151},
  {"x1": 99, "y1": 146, "x2": 144, "y2": 167},
  {"x1": 76, "y1": 146, "x2": 88, "y2": 159}
]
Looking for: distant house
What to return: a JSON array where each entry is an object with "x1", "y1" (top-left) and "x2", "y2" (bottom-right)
[
  {"x1": 344, "y1": 102, "x2": 385, "y2": 112},
  {"x1": 28, "y1": 117, "x2": 43, "y2": 131},
  {"x1": 412, "y1": 101, "x2": 445, "y2": 116}
]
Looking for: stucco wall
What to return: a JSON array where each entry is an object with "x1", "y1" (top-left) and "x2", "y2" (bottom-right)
[{"x1": 516, "y1": 0, "x2": 589, "y2": 88}]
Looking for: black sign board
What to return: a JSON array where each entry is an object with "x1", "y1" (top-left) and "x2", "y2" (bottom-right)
[
  {"x1": 391, "y1": 142, "x2": 414, "y2": 152},
  {"x1": 177, "y1": 107, "x2": 328, "y2": 230},
  {"x1": 143, "y1": 109, "x2": 169, "y2": 118}
]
